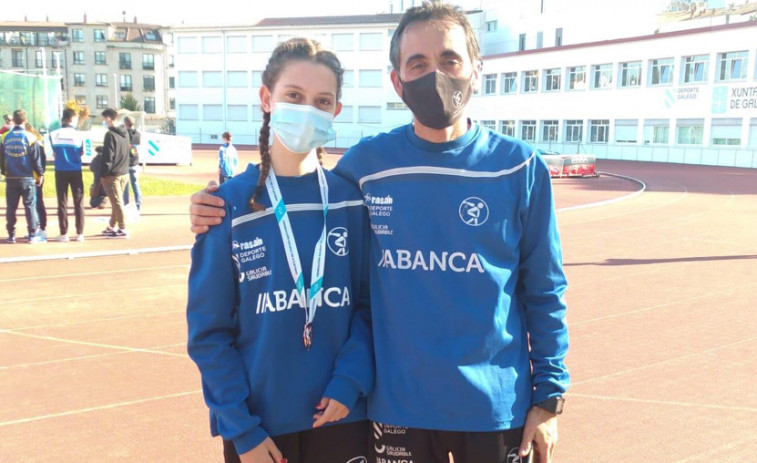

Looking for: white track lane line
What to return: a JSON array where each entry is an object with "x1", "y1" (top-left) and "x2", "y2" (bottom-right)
[
  {"x1": 0, "y1": 264, "x2": 190, "y2": 283},
  {"x1": 568, "y1": 393, "x2": 757, "y2": 413},
  {"x1": 0, "y1": 343, "x2": 187, "y2": 371},
  {"x1": 0, "y1": 330, "x2": 188, "y2": 358},
  {"x1": 0, "y1": 244, "x2": 192, "y2": 264}
]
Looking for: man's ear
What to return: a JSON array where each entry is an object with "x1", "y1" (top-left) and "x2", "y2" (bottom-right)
[{"x1": 390, "y1": 69, "x2": 403, "y2": 99}]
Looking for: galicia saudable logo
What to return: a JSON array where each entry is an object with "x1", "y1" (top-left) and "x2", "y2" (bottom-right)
[
  {"x1": 459, "y1": 197, "x2": 489, "y2": 226},
  {"x1": 327, "y1": 227, "x2": 349, "y2": 256}
]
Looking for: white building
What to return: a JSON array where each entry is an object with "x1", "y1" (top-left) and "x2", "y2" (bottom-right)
[{"x1": 469, "y1": 20, "x2": 757, "y2": 168}]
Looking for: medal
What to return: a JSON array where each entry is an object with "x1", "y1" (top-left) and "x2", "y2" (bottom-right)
[{"x1": 265, "y1": 163, "x2": 328, "y2": 350}]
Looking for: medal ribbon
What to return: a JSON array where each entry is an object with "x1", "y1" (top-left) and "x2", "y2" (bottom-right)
[{"x1": 265, "y1": 164, "x2": 329, "y2": 349}]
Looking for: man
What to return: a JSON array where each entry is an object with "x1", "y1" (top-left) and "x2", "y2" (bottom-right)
[
  {"x1": 0, "y1": 109, "x2": 45, "y2": 243},
  {"x1": 190, "y1": 3, "x2": 569, "y2": 462},
  {"x1": 99, "y1": 108, "x2": 131, "y2": 238},
  {"x1": 122, "y1": 115, "x2": 142, "y2": 214},
  {"x1": 49, "y1": 108, "x2": 86, "y2": 242},
  {"x1": 0, "y1": 114, "x2": 12, "y2": 135}
]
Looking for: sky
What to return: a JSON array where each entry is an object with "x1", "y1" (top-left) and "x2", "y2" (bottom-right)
[{"x1": 8, "y1": 0, "x2": 486, "y2": 26}]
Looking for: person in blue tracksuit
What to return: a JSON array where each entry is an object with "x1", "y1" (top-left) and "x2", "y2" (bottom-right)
[
  {"x1": 0, "y1": 109, "x2": 45, "y2": 243},
  {"x1": 187, "y1": 38, "x2": 373, "y2": 463},
  {"x1": 49, "y1": 108, "x2": 86, "y2": 241},
  {"x1": 189, "y1": 5, "x2": 570, "y2": 463},
  {"x1": 218, "y1": 131, "x2": 238, "y2": 185}
]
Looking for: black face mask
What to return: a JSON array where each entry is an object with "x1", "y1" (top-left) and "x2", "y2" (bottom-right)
[{"x1": 400, "y1": 70, "x2": 473, "y2": 130}]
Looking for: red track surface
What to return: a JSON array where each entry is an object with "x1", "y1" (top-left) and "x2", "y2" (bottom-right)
[{"x1": 1, "y1": 155, "x2": 755, "y2": 462}]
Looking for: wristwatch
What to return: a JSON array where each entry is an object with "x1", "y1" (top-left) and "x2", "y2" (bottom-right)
[{"x1": 535, "y1": 396, "x2": 565, "y2": 415}]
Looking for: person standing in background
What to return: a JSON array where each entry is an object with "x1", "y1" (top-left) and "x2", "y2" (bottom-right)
[
  {"x1": 218, "y1": 131, "x2": 238, "y2": 185},
  {"x1": 122, "y1": 115, "x2": 142, "y2": 214},
  {"x1": 50, "y1": 108, "x2": 86, "y2": 242},
  {"x1": 0, "y1": 114, "x2": 12, "y2": 135},
  {"x1": 99, "y1": 108, "x2": 131, "y2": 238}
]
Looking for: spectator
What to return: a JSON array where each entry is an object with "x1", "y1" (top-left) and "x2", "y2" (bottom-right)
[
  {"x1": 0, "y1": 114, "x2": 12, "y2": 135},
  {"x1": 0, "y1": 110, "x2": 45, "y2": 243},
  {"x1": 99, "y1": 108, "x2": 130, "y2": 238},
  {"x1": 218, "y1": 131, "x2": 238, "y2": 185},
  {"x1": 89, "y1": 148, "x2": 108, "y2": 209},
  {"x1": 50, "y1": 108, "x2": 86, "y2": 242},
  {"x1": 25, "y1": 123, "x2": 49, "y2": 240},
  {"x1": 122, "y1": 115, "x2": 142, "y2": 214}
]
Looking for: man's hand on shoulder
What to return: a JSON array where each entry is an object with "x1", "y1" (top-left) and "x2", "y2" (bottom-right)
[{"x1": 189, "y1": 180, "x2": 226, "y2": 234}]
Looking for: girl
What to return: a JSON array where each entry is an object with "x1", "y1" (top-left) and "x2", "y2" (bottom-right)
[{"x1": 187, "y1": 38, "x2": 372, "y2": 463}]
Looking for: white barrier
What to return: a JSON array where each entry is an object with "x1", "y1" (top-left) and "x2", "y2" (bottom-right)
[{"x1": 78, "y1": 131, "x2": 193, "y2": 165}]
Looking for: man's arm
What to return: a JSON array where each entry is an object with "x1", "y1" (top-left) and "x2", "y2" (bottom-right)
[{"x1": 189, "y1": 181, "x2": 226, "y2": 234}]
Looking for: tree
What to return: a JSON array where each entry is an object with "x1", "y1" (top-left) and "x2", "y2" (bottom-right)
[{"x1": 120, "y1": 93, "x2": 141, "y2": 111}]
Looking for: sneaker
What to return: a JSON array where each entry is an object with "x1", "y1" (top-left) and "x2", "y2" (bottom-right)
[
  {"x1": 75, "y1": 234, "x2": 85, "y2": 242},
  {"x1": 102, "y1": 226, "x2": 116, "y2": 235},
  {"x1": 105, "y1": 229, "x2": 129, "y2": 239},
  {"x1": 6, "y1": 236, "x2": 15, "y2": 244},
  {"x1": 56, "y1": 234, "x2": 70, "y2": 242},
  {"x1": 40, "y1": 230, "x2": 47, "y2": 239},
  {"x1": 28, "y1": 233, "x2": 47, "y2": 244}
]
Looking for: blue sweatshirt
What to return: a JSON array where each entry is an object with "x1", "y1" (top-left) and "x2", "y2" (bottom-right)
[
  {"x1": 49, "y1": 125, "x2": 84, "y2": 172},
  {"x1": 333, "y1": 123, "x2": 569, "y2": 432},
  {"x1": 187, "y1": 164, "x2": 373, "y2": 455},
  {"x1": 0, "y1": 126, "x2": 44, "y2": 179},
  {"x1": 219, "y1": 143, "x2": 238, "y2": 177}
]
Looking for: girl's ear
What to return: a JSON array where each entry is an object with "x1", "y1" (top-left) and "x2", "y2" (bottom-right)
[{"x1": 259, "y1": 85, "x2": 272, "y2": 112}]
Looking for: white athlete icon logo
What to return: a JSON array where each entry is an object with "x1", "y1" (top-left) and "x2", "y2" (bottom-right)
[
  {"x1": 345, "y1": 457, "x2": 367, "y2": 463},
  {"x1": 459, "y1": 197, "x2": 489, "y2": 226},
  {"x1": 373, "y1": 422, "x2": 386, "y2": 454},
  {"x1": 327, "y1": 227, "x2": 349, "y2": 256},
  {"x1": 507, "y1": 448, "x2": 523, "y2": 463},
  {"x1": 231, "y1": 255, "x2": 244, "y2": 282}
]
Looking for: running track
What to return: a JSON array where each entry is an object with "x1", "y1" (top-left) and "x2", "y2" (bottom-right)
[{"x1": 0, "y1": 159, "x2": 755, "y2": 462}]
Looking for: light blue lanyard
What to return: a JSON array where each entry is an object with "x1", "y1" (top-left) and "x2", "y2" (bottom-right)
[{"x1": 265, "y1": 164, "x2": 329, "y2": 349}]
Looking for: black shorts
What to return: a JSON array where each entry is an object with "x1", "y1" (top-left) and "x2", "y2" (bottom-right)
[
  {"x1": 223, "y1": 419, "x2": 369, "y2": 463},
  {"x1": 370, "y1": 422, "x2": 531, "y2": 463}
]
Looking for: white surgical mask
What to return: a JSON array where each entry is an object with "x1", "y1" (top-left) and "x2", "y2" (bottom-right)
[{"x1": 269, "y1": 102, "x2": 336, "y2": 154}]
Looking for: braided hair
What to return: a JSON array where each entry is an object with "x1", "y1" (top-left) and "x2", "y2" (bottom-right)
[{"x1": 249, "y1": 38, "x2": 344, "y2": 212}]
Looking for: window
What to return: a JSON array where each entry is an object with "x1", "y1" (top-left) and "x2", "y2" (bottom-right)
[
  {"x1": 227, "y1": 35, "x2": 247, "y2": 53},
  {"x1": 483, "y1": 74, "x2": 496, "y2": 95},
  {"x1": 202, "y1": 36, "x2": 222, "y2": 54},
  {"x1": 649, "y1": 58, "x2": 673, "y2": 86},
  {"x1": 565, "y1": 120, "x2": 583, "y2": 142},
  {"x1": 555, "y1": 28, "x2": 563, "y2": 47},
  {"x1": 682, "y1": 54, "x2": 709, "y2": 83},
  {"x1": 541, "y1": 120, "x2": 559, "y2": 142},
  {"x1": 51, "y1": 51, "x2": 62, "y2": 69},
  {"x1": 178, "y1": 71, "x2": 198, "y2": 87},
  {"x1": 252, "y1": 35, "x2": 274, "y2": 53},
  {"x1": 169, "y1": 55, "x2": 174, "y2": 67},
  {"x1": 143, "y1": 75, "x2": 155, "y2": 92},
  {"x1": 590, "y1": 120, "x2": 609, "y2": 143},
  {"x1": 332, "y1": 33, "x2": 354, "y2": 51},
  {"x1": 96, "y1": 96, "x2": 108, "y2": 109},
  {"x1": 169, "y1": 98, "x2": 176, "y2": 110},
  {"x1": 619, "y1": 61, "x2": 641, "y2": 87},
  {"x1": 114, "y1": 30, "x2": 126, "y2": 40},
  {"x1": 359, "y1": 33, "x2": 382, "y2": 51},
  {"x1": 536, "y1": 31, "x2": 543, "y2": 49},
  {"x1": 359, "y1": 70, "x2": 382, "y2": 88},
  {"x1": 676, "y1": 119, "x2": 704, "y2": 144},
  {"x1": 486, "y1": 20, "x2": 497, "y2": 32},
  {"x1": 142, "y1": 54, "x2": 154, "y2": 70},
  {"x1": 644, "y1": 119, "x2": 669, "y2": 144},
  {"x1": 520, "y1": 120, "x2": 536, "y2": 142},
  {"x1": 386, "y1": 102, "x2": 407, "y2": 110},
  {"x1": 228, "y1": 105, "x2": 248, "y2": 121},
  {"x1": 480, "y1": 120, "x2": 496, "y2": 131},
  {"x1": 523, "y1": 70, "x2": 538, "y2": 93},
  {"x1": 227, "y1": 71, "x2": 247, "y2": 88},
  {"x1": 169, "y1": 76, "x2": 175, "y2": 89},
  {"x1": 251, "y1": 71, "x2": 263, "y2": 88},
  {"x1": 178, "y1": 104, "x2": 199, "y2": 120},
  {"x1": 144, "y1": 97, "x2": 156, "y2": 114},
  {"x1": 499, "y1": 120, "x2": 515, "y2": 137},
  {"x1": 96, "y1": 74, "x2": 107, "y2": 87},
  {"x1": 717, "y1": 51, "x2": 747, "y2": 82},
  {"x1": 72, "y1": 29, "x2": 83, "y2": 42},
  {"x1": 204, "y1": 104, "x2": 223, "y2": 121},
  {"x1": 35, "y1": 50, "x2": 44, "y2": 68},
  {"x1": 337, "y1": 105, "x2": 354, "y2": 122},
  {"x1": 614, "y1": 119, "x2": 638, "y2": 143},
  {"x1": 500, "y1": 72, "x2": 516, "y2": 94},
  {"x1": 203, "y1": 71, "x2": 223, "y2": 87},
  {"x1": 711, "y1": 118, "x2": 742, "y2": 145},
  {"x1": 518, "y1": 34, "x2": 526, "y2": 51},
  {"x1": 177, "y1": 37, "x2": 197, "y2": 54},
  {"x1": 252, "y1": 104, "x2": 263, "y2": 122},
  {"x1": 95, "y1": 51, "x2": 106, "y2": 65},
  {"x1": 567, "y1": 66, "x2": 586, "y2": 90},
  {"x1": 544, "y1": 68, "x2": 560, "y2": 92},
  {"x1": 94, "y1": 29, "x2": 105, "y2": 42},
  {"x1": 592, "y1": 64, "x2": 613, "y2": 89},
  {"x1": 343, "y1": 70, "x2": 354, "y2": 88},
  {"x1": 74, "y1": 73, "x2": 85, "y2": 87},
  {"x1": 358, "y1": 106, "x2": 381, "y2": 124},
  {"x1": 75, "y1": 95, "x2": 87, "y2": 106},
  {"x1": 12, "y1": 50, "x2": 25, "y2": 67},
  {"x1": 120, "y1": 75, "x2": 132, "y2": 91},
  {"x1": 119, "y1": 53, "x2": 132, "y2": 69},
  {"x1": 73, "y1": 51, "x2": 84, "y2": 65}
]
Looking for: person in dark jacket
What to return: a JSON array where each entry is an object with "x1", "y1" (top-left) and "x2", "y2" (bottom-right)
[
  {"x1": 122, "y1": 115, "x2": 142, "y2": 213},
  {"x1": 0, "y1": 110, "x2": 46, "y2": 243},
  {"x1": 89, "y1": 148, "x2": 108, "y2": 209},
  {"x1": 99, "y1": 108, "x2": 130, "y2": 238}
]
